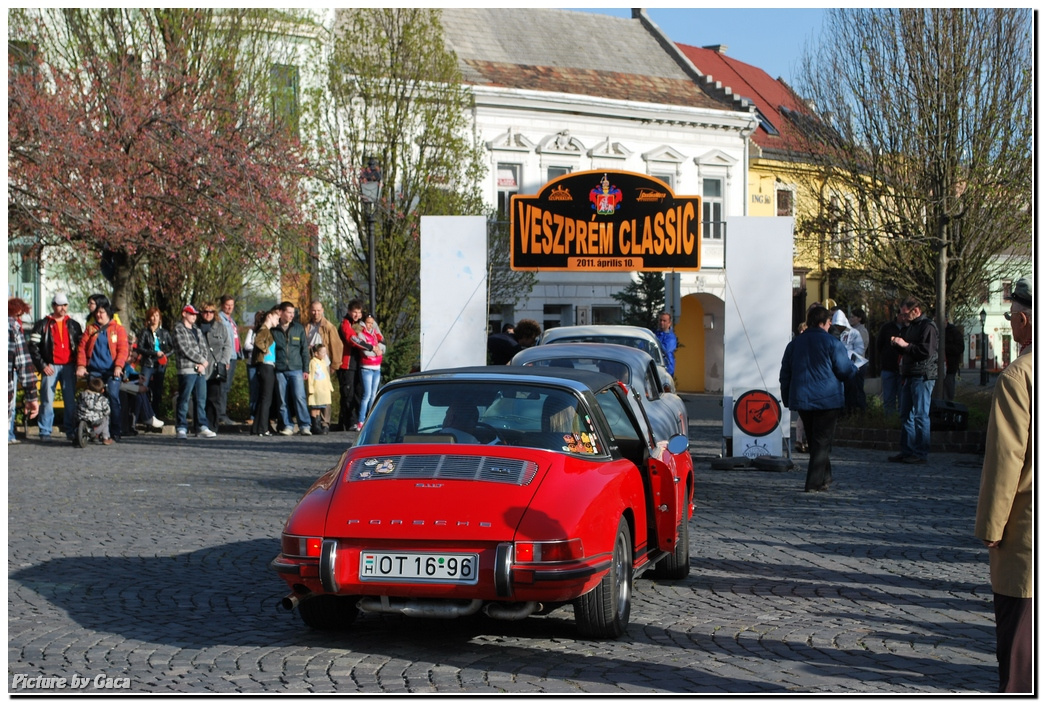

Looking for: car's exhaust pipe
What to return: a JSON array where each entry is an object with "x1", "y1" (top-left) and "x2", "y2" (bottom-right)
[
  {"x1": 356, "y1": 597, "x2": 484, "y2": 619},
  {"x1": 483, "y1": 601, "x2": 540, "y2": 620},
  {"x1": 280, "y1": 591, "x2": 316, "y2": 611}
]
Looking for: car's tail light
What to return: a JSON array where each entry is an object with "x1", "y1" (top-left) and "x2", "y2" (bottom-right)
[
  {"x1": 281, "y1": 535, "x2": 323, "y2": 558},
  {"x1": 514, "y1": 538, "x2": 583, "y2": 563}
]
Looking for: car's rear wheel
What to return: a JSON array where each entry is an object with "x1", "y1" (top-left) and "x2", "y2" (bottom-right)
[
  {"x1": 653, "y1": 505, "x2": 690, "y2": 580},
  {"x1": 574, "y1": 520, "x2": 632, "y2": 639},
  {"x1": 298, "y1": 595, "x2": 359, "y2": 631}
]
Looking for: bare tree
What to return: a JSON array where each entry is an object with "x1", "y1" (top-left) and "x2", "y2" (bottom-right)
[
  {"x1": 305, "y1": 9, "x2": 490, "y2": 380},
  {"x1": 796, "y1": 8, "x2": 1032, "y2": 347}
]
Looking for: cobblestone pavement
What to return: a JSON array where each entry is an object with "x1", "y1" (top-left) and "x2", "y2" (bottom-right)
[{"x1": 8, "y1": 397, "x2": 999, "y2": 694}]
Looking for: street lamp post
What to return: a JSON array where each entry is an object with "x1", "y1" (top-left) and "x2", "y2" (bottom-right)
[
  {"x1": 359, "y1": 158, "x2": 382, "y2": 315},
  {"x1": 979, "y1": 308, "x2": 988, "y2": 386}
]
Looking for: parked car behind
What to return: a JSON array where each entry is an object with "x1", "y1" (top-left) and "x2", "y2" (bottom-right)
[
  {"x1": 511, "y1": 342, "x2": 687, "y2": 441},
  {"x1": 537, "y1": 324, "x2": 675, "y2": 392}
]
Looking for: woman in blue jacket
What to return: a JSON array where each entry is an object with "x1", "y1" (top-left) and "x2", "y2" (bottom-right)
[{"x1": 779, "y1": 305, "x2": 857, "y2": 492}]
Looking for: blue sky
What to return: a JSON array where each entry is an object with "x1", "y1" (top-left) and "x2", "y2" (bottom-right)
[{"x1": 567, "y1": 8, "x2": 828, "y2": 86}]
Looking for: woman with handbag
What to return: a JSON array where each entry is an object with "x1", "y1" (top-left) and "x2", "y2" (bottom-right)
[
  {"x1": 197, "y1": 302, "x2": 231, "y2": 433},
  {"x1": 137, "y1": 307, "x2": 174, "y2": 422}
]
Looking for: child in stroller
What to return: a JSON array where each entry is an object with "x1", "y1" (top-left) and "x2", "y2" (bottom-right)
[{"x1": 75, "y1": 376, "x2": 113, "y2": 446}]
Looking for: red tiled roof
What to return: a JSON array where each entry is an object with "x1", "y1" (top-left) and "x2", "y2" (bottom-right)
[
  {"x1": 679, "y1": 44, "x2": 816, "y2": 154},
  {"x1": 462, "y1": 60, "x2": 726, "y2": 110}
]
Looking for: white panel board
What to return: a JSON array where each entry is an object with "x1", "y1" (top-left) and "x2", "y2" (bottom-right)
[
  {"x1": 420, "y1": 216, "x2": 488, "y2": 371},
  {"x1": 722, "y1": 217, "x2": 793, "y2": 449}
]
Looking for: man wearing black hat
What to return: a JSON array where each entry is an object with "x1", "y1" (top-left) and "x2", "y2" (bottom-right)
[{"x1": 975, "y1": 276, "x2": 1033, "y2": 693}]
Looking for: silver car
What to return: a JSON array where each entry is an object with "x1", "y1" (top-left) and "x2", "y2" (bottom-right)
[
  {"x1": 536, "y1": 325, "x2": 676, "y2": 393},
  {"x1": 512, "y1": 342, "x2": 687, "y2": 442}
]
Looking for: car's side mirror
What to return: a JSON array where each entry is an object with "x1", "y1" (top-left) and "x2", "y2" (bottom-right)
[{"x1": 666, "y1": 434, "x2": 689, "y2": 456}]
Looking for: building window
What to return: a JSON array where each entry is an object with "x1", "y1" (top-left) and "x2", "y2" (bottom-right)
[
  {"x1": 702, "y1": 178, "x2": 723, "y2": 239},
  {"x1": 977, "y1": 282, "x2": 990, "y2": 305},
  {"x1": 776, "y1": 189, "x2": 793, "y2": 217},
  {"x1": 755, "y1": 108, "x2": 780, "y2": 136},
  {"x1": 651, "y1": 172, "x2": 672, "y2": 188},
  {"x1": 497, "y1": 163, "x2": 521, "y2": 218},
  {"x1": 999, "y1": 280, "x2": 1012, "y2": 305},
  {"x1": 543, "y1": 303, "x2": 566, "y2": 330},
  {"x1": 592, "y1": 306, "x2": 622, "y2": 324},
  {"x1": 547, "y1": 165, "x2": 571, "y2": 182},
  {"x1": 828, "y1": 195, "x2": 850, "y2": 260},
  {"x1": 270, "y1": 64, "x2": 300, "y2": 136}
]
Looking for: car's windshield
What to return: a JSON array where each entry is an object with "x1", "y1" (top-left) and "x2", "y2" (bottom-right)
[
  {"x1": 547, "y1": 335, "x2": 663, "y2": 364},
  {"x1": 356, "y1": 381, "x2": 606, "y2": 456},
  {"x1": 521, "y1": 358, "x2": 630, "y2": 385}
]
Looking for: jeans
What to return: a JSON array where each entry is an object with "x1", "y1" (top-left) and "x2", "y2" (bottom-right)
[
  {"x1": 218, "y1": 357, "x2": 237, "y2": 422},
  {"x1": 176, "y1": 372, "x2": 209, "y2": 433},
  {"x1": 881, "y1": 370, "x2": 901, "y2": 416},
  {"x1": 276, "y1": 369, "x2": 310, "y2": 430},
  {"x1": 800, "y1": 408, "x2": 840, "y2": 491},
  {"x1": 142, "y1": 364, "x2": 168, "y2": 419},
  {"x1": 359, "y1": 366, "x2": 381, "y2": 424},
  {"x1": 39, "y1": 363, "x2": 78, "y2": 438},
  {"x1": 247, "y1": 363, "x2": 259, "y2": 420},
  {"x1": 899, "y1": 376, "x2": 934, "y2": 459}
]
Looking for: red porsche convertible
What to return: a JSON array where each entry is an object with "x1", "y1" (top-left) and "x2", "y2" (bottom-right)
[{"x1": 271, "y1": 366, "x2": 694, "y2": 639}]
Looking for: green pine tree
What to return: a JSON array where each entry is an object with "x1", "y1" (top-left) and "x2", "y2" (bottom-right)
[{"x1": 611, "y1": 272, "x2": 664, "y2": 330}]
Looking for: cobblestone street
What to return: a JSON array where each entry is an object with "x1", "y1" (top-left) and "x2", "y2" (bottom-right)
[{"x1": 8, "y1": 396, "x2": 998, "y2": 694}]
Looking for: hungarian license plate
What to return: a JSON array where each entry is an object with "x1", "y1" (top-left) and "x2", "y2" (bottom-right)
[{"x1": 359, "y1": 551, "x2": 479, "y2": 584}]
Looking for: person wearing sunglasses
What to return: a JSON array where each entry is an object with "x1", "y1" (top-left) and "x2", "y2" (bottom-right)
[
  {"x1": 196, "y1": 303, "x2": 231, "y2": 433},
  {"x1": 975, "y1": 277, "x2": 1033, "y2": 693}
]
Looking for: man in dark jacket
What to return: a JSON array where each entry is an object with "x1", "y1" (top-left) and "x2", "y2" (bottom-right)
[
  {"x1": 780, "y1": 304, "x2": 857, "y2": 492},
  {"x1": 943, "y1": 318, "x2": 965, "y2": 402},
  {"x1": 889, "y1": 296, "x2": 939, "y2": 464},
  {"x1": 337, "y1": 300, "x2": 368, "y2": 431},
  {"x1": 875, "y1": 310, "x2": 906, "y2": 416},
  {"x1": 271, "y1": 301, "x2": 311, "y2": 436},
  {"x1": 28, "y1": 292, "x2": 83, "y2": 441}
]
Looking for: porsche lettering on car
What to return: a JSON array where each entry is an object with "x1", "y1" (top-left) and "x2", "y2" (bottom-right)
[{"x1": 271, "y1": 366, "x2": 695, "y2": 639}]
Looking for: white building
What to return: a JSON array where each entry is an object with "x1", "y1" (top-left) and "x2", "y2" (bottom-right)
[{"x1": 438, "y1": 8, "x2": 758, "y2": 391}]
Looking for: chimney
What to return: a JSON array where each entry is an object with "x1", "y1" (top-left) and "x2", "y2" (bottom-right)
[{"x1": 703, "y1": 44, "x2": 728, "y2": 54}]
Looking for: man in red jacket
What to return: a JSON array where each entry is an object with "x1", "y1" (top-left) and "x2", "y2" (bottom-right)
[
  {"x1": 28, "y1": 292, "x2": 83, "y2": 441},
  {"x1": 76, "y1": 295, "x2": 128, "y2": 442}
]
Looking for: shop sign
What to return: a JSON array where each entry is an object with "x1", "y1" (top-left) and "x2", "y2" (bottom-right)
[{"x1": 510, "y1": 170, "x2": 701, "y2": 272}]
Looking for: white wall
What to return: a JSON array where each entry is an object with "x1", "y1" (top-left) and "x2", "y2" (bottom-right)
[
  {"x1": 420, "y1": 216, "x2": 488, "y2": 370},
  {"x1": 722, "y1": 216, "x2": 794, "y2": 452}
]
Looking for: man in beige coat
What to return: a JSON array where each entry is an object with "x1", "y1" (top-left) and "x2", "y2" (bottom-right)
[
  {"x1": 975, "y1": 277, "x2": 1033, "y2": 694},
  {"x1": 306, "y1": 301, "x2": 344, "y2": 434}
]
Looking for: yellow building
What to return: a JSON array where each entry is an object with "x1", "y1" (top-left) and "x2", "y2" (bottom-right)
[{"x1": 682, "y1": 44, "x2": 859, "y2": 327}]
